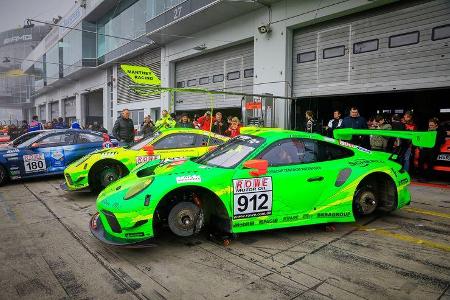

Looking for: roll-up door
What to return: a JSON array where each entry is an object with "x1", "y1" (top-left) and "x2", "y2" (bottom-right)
[
  {"x1": 292, "y1": 0, "x2": 450, "y2": 97},
  {"x1": 117, "y1": 48, "x2": 161, "y2": 104},
  {"x1": 175, "y1": 42, "x2": 254, "y2": 111}
]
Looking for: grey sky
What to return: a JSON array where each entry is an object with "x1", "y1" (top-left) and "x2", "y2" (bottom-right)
[{"x1": 0, "y1": 0, "x2": 74, "y2": 32}]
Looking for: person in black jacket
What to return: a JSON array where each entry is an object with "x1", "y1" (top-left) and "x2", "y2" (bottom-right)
[
  {"x1": 113, "y1": 109, "x2": 135, "y2": 146},
  {"x1": 341, "y1": 107, "x2": 368, "y2": 146}
]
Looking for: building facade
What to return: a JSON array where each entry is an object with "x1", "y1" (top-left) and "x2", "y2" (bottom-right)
[{"x1": 22, "y1": 0, "x2": 450, "y2": 132}]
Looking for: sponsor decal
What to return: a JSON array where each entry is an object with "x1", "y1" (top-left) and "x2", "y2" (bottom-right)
[
  {"x1": 317, "y1": 212, "x2": 351, "y2": 218},
  {"x1": 176, "y1": 175, "x2": 201, "y2": 184},
  {"x1": 101, "y1": 152, "x2": 117, "y2": 157},
  {"x1": 348, "y1": 159, "x2": 383, "y2": 168},
  {"x1": 283, "y1": 215, "x2": 299, "y2": 222},
  {"x1": 324, "y1": 137, "x2": 336, "y2": 143},
  {"x1": 234, "y1": 221, "x2": 255, "y2": 228},
  {"x1": 437, "y1": 154, "x2": 450, "y2": 161},
  {"x1": 233, "y1": 177, "x2": 273, "y2": 219},
  {"x1": 268, "y1": 166, "x2": 321, "y2": 174},
  {"x1": 51, "y1": 151, "x2": 64, "y2": 160},
  {"x1": 259, "y1": 218, "x2": 278, "y2": 225},
  {"x1": 6, "y1": 149, "x2": 19, "y2": 154},
  {"x1": 136, "y1": 155, "x2": 160, "y2": 164},
  {"x1": 339, "y1": 141, "x2": 371, "y2": 153},
  {"x1": 399, "y1": 178, "x2": 409, "y2": 185}
]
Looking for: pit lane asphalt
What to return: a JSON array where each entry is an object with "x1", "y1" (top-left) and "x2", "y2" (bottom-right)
[{"x1": 0, "y1": 178, "x2": 449, "y2": 300}]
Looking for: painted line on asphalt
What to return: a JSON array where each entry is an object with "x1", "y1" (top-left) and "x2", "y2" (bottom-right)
[
  {"x1": 403, "y1": 207, "x2": 450, "y2": 220},
  {"x1": 358, "y1": 227, "x2": 450, "y2": 252},
  {"x1": 410, "y1": 181, "x2": 450, "y2": 189}
]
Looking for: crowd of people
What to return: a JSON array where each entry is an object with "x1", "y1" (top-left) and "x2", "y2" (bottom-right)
[{"x1": 303, "y1": 107, "x2": 447, "y2": 179}]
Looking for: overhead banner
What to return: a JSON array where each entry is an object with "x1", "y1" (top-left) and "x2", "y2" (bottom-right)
[{"x1": 120, "y1": 64, "x2": 161, "y2": 85}]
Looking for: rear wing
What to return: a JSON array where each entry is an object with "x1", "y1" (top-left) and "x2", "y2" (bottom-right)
[{"x1": 333, "y1": 129, "x2": 436, "y2": 148}]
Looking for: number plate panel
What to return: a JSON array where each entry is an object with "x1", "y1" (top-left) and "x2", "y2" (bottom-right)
[
  {"x1": 233, "y1": 177, "x2": 273, "y2": 219},
  {"x1": 23, "y1": 153, "x2": 47, "y2": 173},
  {"x1": 437, "y1": 154, "x2": 450, "y2": 161}
]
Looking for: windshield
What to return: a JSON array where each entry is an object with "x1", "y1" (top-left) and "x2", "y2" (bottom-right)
[
  {"x1": 196, "y1": 135, "x2": 265, "y2": 168},
  {"x1": 13, "y1": 132, "x2": 42, "y2": 147},
  {"x1": 18, "y1": 132, "x2": 48, "y2": 148},
  {"x1": 130, "y1": 131, "x2": 162, "y2": 150}
]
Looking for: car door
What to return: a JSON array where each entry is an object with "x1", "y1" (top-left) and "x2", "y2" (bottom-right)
[
  {"x1": 66, "y1": 132, "x2": 105, "y2": 164},
  {"x1": 152, "y1": 133, "x2": 199, "y2": 159},
  {"x1": 232, "y1": 138, "x2": 330, "y2": 225},
  {"x1": 19, "y1": 132, "x2": 76, "y2": 176}
]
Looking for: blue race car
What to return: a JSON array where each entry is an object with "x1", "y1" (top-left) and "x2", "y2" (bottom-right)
[{"x1": 0, "y1": 129, "x2": 118, "y2": 185}]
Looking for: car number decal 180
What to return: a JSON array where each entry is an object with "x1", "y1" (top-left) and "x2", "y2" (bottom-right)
[
  {"x1": 233, "y1": 177, "x2": 273, "y2": 219},
  {"x1": 23, "y1": 153, "x2": 46, "y2": 173}
]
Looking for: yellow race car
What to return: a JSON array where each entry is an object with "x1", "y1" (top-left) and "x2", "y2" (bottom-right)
[{"x1": 64, "y1": 128, "x2": 228, "y2": 192}]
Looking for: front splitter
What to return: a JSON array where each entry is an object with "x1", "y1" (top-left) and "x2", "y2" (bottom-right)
[{"x1": 89, "y1": 213, "x2": 157, "y2": 248}]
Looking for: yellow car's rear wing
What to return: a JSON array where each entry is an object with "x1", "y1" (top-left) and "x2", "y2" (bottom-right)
[{"x1": 333, "y1": 129, "x2": 436, "y2": 148}]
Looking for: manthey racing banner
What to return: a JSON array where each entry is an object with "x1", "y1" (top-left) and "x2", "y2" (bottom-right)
[{"x1": 120, "y1": 64, "x2": 161, "y2": 86}]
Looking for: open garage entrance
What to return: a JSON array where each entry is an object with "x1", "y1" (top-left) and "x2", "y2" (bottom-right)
[{"x1": 292, "y1": 88, "x2": 450, "y2": 133}]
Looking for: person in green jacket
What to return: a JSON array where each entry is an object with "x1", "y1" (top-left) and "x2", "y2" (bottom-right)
[
  {"x1": 370, "y1": 115, "x2": 392, "y2": 151},
  {"x1": 155, "y1": 109, "x2": 176, "y2": 129}
]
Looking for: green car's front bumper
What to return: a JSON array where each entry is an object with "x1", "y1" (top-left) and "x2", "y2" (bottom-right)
[
  {"x1": 90, "y1": 213, "x2": 156, "y2": 247},
  {"x1": 64, "y1": 169, "x2": 90, "y2": 191}
]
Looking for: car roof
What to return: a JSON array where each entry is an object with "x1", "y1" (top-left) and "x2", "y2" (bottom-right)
[
  {"x1": 240, "y1": 127, "x2": 321, "y2": 139},
  {"x1": 161, "y1": 127, "x2": 229, "y2": 139}
]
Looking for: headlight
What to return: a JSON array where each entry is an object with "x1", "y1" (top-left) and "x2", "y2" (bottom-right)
[{"x1": 123, "y1": 178, "x2": 154, "y2": 200}]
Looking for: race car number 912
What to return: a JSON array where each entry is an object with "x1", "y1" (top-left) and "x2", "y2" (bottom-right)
[
  {"x1": 233, "y1": 177, "x2": 273, "y2": 219},
  {"x1": 23, "y1": 153, "x2": 47, "y2": 173}
]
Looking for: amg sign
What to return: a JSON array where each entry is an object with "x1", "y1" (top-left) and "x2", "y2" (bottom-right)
[{"x1": 3, "y1": 34, "x2": 32, "y2": 45}]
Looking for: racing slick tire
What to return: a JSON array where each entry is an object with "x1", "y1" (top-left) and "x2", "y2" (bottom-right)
[
  {"x1": 353, "y1": 186, "x2": 378, "y2": 217},
  {"x1": 168, "y1": 202, "x2": 204, "y2": 237},
  {"x1": 93, "y1": 165, "x2": 121, "y2": 191},
  {"x1": 0, "y1": 165, "x2": 7, "y2": 186}
]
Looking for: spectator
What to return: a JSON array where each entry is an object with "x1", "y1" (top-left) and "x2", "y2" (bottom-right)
[
  {"x1": 28, "y1": 115, "x2": 43, "y2": 132},
  {"x1": 53, "y1": 117, "x2": 67, "y2": 129},
  {"x1": 197, "y1": 111, "x2": 215, "y2": 131},
  {"x1": 155, "y1": 109, "x2": 176, "y2": 129},
  {"x1": 418, "y1": 118, "x2": 446, "y2": 179},
  {"x1": 20, "y1": 120, "x2": 28, "y2": 135},
  {"x1": 7, "y1": 124, "x2": 20, "y2": 140},
  {"x1": 193, "y1": 114, "x2": 200, "y2": 129},
  {"x1": 325, "y1": 110, "x2": 342, "y2": 137},
  {"x1": 304, "y1": 111, "x2": 317, "y2": 133},
  {"x1": 401, "y1": 111, "x2": 417, "y2": 172},
  {"x1": 341, "y1": 107, "x2": 368, "y2": 146},
  {"x1": 386, "y1": 114, "x2": 405, "y2": 152},
  {"x1": 212, "y1": 112, "x2": 225, "y2": 135},
  {"x1": 176, "y1": 113, "x2": 194, "y2": 128},
  {"x1": 141, "y1": 115, "x2": 155, "y2": 136},
  {"x1": 225, "y1": 117, "x2": 241, "y2": 138},
  {"x1": 113, "y1": 108, "x2": 135, "y2": 146},
  {"x1": 71, "y1": 120, "x2": 81, "y2": 129},
  {"x1": 44, "y1": 122, "x2": 53, "y2": 129},
  {"x1": 370, "y1": 115, "x2": 392, "y2": 151},
  {"x1": 92, "y1": 121, "x2": 107, "y2": 133}
]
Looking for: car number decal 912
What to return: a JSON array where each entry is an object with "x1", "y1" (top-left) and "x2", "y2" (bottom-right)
[
  {"x1": 136, "y1": 155, "x2": 160, "y2": 164},
  {"x1": 233, "y1": 177, "x2": 273, "y2": 219},
  {"x1": 23, "y1": 153, "x2": 46, "y2": 173}
]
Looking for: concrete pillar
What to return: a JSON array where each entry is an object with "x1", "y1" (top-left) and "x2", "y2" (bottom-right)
[
  {"x1": 112, "y1": 65, "x2": 118, "y2": 122},
  {"x1": 45, "y1": 101, "x2": 50, "y2": 123},
  {"x1": 160, "y1": 47, "x2": 172, "y2": 113},
  {"x1": 75, "y1": 92, "x2": 86, "y2": 126},
  {"x1": 58, "y1": 99, "x2": 64, "y2": 119},
  {"x1": 253, "y1": 14, "x2": 291, "y2": 129},
  {"x1": 102, "y1": 83, "x2": 111, "y2": 132}
]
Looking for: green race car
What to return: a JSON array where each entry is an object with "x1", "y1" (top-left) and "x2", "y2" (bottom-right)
[
  {"x1": 64, "y1": 128, "x2": 228, "y2": 192},
  {"x1": 90, "y1": 128, "x2": 436, "y2": 246}
]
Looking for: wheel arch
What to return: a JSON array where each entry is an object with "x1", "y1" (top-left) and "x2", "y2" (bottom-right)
[
  {"x1": 355, "y1": 171, "x2": 398, "y2": 212},
  {"x1": 88, "y1": 158, "x2": 130, "y2": 185},
  {"x1": 153, "y1": 185, "x2": 231, "y2": 234}
]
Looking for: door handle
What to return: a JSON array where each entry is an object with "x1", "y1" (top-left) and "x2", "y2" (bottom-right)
[{"x1": 307, "y1": 176, "x2": 324, "y2": 182}]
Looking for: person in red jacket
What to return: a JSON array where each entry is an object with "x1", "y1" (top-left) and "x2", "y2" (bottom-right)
[
  {"x1": 197, "y1": 111, "x2": 215, "y2": 131},
  {"x1": 225, "y1": 117, "x2": 242, "y2": 138}
]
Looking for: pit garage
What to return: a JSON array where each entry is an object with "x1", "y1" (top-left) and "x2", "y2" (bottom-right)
[
  {"x1": 291, "y1": 0, "x2": 450, "y2": 131},
  {"x1": 174, "y1": 42, "x2": 254, "y2": 118}
]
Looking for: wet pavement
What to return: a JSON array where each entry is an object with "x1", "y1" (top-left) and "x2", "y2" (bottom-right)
[{"x1": 0, "y1": 177, "x2": 449, "y2": 299}]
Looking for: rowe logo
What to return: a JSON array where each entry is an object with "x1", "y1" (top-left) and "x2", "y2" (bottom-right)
[{"x1": 3, "y1": 34, "x2": 32, "y2": 45}]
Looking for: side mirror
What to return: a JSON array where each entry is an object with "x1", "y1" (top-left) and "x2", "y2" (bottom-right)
[
  {"x1": 30, "y1": 142, "x2": 40, "y2": 148},
  {"x1": 143, "y1": 145, "x2": 154, "y2": 155},
  {"x1": 243, "y1": 159, "x2": 268, "y2": 177}
]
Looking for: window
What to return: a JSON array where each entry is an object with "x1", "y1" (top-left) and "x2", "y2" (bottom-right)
[
  {"x1": 39, "y1": 133, "x2": 75, "y2": 147},
  {"x1": 78, "y1": 133, "x2": 103, "y2": 143},
  {"x1": 244, "y1": 68, "x2": 254, "y2": 78},
  {"x1": 353, "y1": 39, "x2": 379, "y2": 54},
  {"x1": 317, "y1": 142, "x2": 354, "y2": 161},
  {"x1": 153, "y1": 134, "x2": 196, "y2": 149},
  {"x1": 297, "y1": 51, "x2": 316, "y2": 63},
  {"x1": 176, "y1": 81, "x2": 185, "y2": 88},
  {"x1": 389, "y1": 31, "x2": 420, "y2": 48},
  {"x1": 213, "y1": 74, "x2": 224, "y2": 83},
  {"x1": 197, "y1": 135, "x2": 224, "y2": 146},
  {"x1": 259, "y1": 139, "x2": 318, "y2": 166},
  {"x1": 187, "y1": 79, "x2": 197, "y2": 87},
  {"x1": 323, "y1": 46, "x2": 345, "y2": 59},
  {"x1": 432, "y1": 24, "x2": 450, "y2": 41},
  {"x1": 227, "y1": 71, "x2": 240, "y2": 80},
  {"x1": 199, "y1": 77, "x2": 209, "y2": 85}
]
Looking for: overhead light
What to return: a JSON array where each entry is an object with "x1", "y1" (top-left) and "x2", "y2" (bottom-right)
[
  {"x1": 193, "y1": 44, "x2": 207, "y2": 51},
  {"x1": 258, "y1": 24, "x2": 271, "y2": 34},
  {"x1": 2, "y1": 57, "x2": 11, "y2": 63},
  {"x1": 23, "y1": 19, "x2": 34, "y2": 29}
]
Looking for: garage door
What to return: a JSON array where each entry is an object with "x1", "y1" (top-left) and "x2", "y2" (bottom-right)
[
  {"x1": 64, "y1": 97, "x2": 76, "y2": 118},
  {"x1": 292, "y1": 0, "x2": 450, "y2": 97},
  {"x1": 117, "y1": 48, "x2": 161, "y2": 104},
  {"x1": 50, "y1": 102, "x2": 59, "y2": 120},
  {"x1": 175, "y1": 42, "x2": 254, "y2": 111}
]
